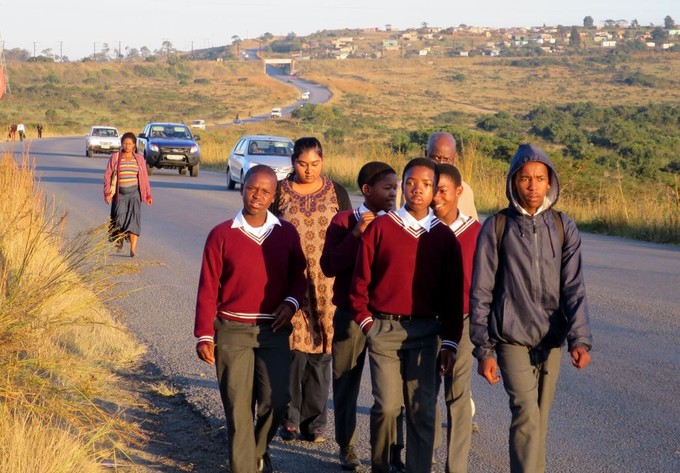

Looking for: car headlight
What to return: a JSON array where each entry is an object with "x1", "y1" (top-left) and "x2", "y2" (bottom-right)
[
  {"x1": 150, "y1": 144, "x2": 159, "y2": 152},
  {"x1": 190, "y1": 146, "x2": 199, "y2": 153}
]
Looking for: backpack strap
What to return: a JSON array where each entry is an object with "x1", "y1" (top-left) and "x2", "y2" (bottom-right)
[
  {"x1": 493, "y1": 208, "x2": 508, "y2": 253},
  {"x1": 550, "y1": 208, "x2": 565, "y2": 249}
]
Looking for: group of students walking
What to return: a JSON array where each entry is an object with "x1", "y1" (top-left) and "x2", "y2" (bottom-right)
[{"x1": 193, "y1": 133, "x2": 593, "y2": 473}]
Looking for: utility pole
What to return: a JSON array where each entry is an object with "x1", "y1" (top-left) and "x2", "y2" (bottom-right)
[
  {"x1": 93, "y1": 42, "x2": 97, "y2": 60},
  {"x1": 33, "y1": 41, "x2": 37, "y2": 58},
  {"x1": 118, "y1": 41, "x2": 122, "y2": 61},
  {"x1": 59, "y1": 41, "x2": 63, "y2": 62},
  {"x1": 191, "y1": 40, "x2": 194, "y2": 59}
]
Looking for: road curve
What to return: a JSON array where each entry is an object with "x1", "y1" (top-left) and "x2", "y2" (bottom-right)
[{"x1": 2, "y1": 137, "x2": 679, "y2": 473}]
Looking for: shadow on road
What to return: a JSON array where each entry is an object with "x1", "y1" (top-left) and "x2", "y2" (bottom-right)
[{"x1": 36, "y1": 165, "x2": 102, "y2": 174}]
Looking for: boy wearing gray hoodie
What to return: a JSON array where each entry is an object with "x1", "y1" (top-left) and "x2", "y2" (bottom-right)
[{"x1": 470, "y1": 144, "x2": 593, "y2": 473}]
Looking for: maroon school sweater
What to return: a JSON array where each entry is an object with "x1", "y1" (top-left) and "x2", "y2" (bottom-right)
[
  {"x1": 320, "y1": 208, "x2": 362, "y2": 310},
  {"x1": 450, "y1": 216, "x2": 482, "y2": 316},
  {"x1": 351, "y1": 211, "x2": 464, "y2": 351},
  {"x1": 194, "y1": 219, "x2": 307, "y2": 342}
]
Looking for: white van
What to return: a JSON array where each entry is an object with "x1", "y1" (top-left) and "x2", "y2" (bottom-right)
[
  {"x1": 270, "y1": 108, "x2": 282, "y2": 118},
  {"x1": 190, "y1": 119, "x2": 206, "y2": 130}
]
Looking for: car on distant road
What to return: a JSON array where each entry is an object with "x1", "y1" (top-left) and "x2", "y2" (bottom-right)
[
  {"x1": 300, "y1": 90, "x2": 310, "y2": 100},
  {"x1": 189, "y1": 119, "x2": 206, "y2": 130},
  {"x1": 226, "y1": 135, "x2": 294, "y2": 190},
  {"x1": 270, "y1": 107, "x2": 282, "y2": 118},
  {"x1": 85, "y1": 126, "x2": 120, "y2": 157},
  {"x1": 137, "y1": 123, "x2": 201, "y2": 177}
]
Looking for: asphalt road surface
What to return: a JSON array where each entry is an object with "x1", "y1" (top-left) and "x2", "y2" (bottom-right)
[{"x1": 3, "y1": 137, "x2": 679, "y2": 473}]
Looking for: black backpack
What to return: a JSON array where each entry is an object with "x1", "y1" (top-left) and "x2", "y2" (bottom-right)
[{"x1": 493, "y1": 208, "x2": 564, "y2": 252}]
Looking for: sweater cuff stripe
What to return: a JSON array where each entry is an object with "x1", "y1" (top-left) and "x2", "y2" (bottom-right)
[
  {"x1": 284, "y1": 297, "x2": 299, "y2": 312},
  {"x1": 358, "y1": 317, "x2": 374, "y2": 331},
  {"x1": 197, "y1": 336, "x2": 214, "y2": 345},
  {"x1": 441, "y1": 340, "x2": 458, "y2": 351}
]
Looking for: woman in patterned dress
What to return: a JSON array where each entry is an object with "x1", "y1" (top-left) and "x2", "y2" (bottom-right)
[
  {"x1": 271, "y1": 137, "x2": 351, "y2": 442},
  {"x1": 103, "y1": 132, "x2": 153, "y2": 257}
]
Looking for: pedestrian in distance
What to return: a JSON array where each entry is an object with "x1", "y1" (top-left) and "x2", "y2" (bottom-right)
[
  {"x1": 320, "y1": 161, "x2": 399, "y2": 471},
  {"x1": 470, "y1": 144, "x2": 593, "y2": 473},
  {"x1": 351, "y1": 157, "x2": 464, "y2": 473},
  {"x1": 271, "y1": 136, "x2": 352, "y2": 443},
  {"x1": 194, "y1": 165, "x2": 307, "y2": 473},
  {"x1": 431, "y1": 163, "x2": 481, "y2": 473},
  {"x1": 103, "y1": 132, "x2": 153, "y2": 257},
  {"x1": 16, "y1": 122, "x2": 25, "y2": 141},
  {"x1": 36, "y1": 123, "x2": 43, "y2": 138}
]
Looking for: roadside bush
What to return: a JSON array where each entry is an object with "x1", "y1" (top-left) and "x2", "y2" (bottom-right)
[{"x1": 194, "y1": 78, "x2": 210, "y2": 85}]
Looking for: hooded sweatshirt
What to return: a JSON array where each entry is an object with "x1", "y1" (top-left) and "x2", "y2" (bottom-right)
[{"x1": 469, "y1": 144, "x2": 593, "y2": 361}]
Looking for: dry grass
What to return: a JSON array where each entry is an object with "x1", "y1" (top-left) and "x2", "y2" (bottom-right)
[{"x1": 0, "y1": 152, "x2": 148, "y2": 469}]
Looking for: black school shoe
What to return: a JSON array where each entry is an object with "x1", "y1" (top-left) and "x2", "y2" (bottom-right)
[{"x1": 279, "y1": 426, "x2": 300, "y2": 441}]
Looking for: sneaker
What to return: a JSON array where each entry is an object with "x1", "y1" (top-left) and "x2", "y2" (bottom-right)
[
  {"x1": 472, "y1": 421, "x2": 480, "y2": 433},
  {"x1": 339, "y1": 446, "x2": 360, "y2": 471},
  {"x1": 279, "y1": 426, "x2": 299, "y2": 441},
  {"x1": 390, "y1": 446, "x2": 406, "y2": 473},
  {"x1": 257, "y1": 453, "x2": 273, "y2": 473}
]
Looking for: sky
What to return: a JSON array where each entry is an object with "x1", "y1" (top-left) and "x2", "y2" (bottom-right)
[{"x1": 0, "y1": 0, "x2": 678, "y2": 60}]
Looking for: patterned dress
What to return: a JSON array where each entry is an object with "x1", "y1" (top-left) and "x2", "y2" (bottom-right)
[{"x1": 276, "y1": 177, "x2": 341, "y2": 354}]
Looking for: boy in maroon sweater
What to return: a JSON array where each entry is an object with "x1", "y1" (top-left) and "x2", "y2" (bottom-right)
[
  {"x1": 321, "y1": 161, "x2": 398, "y2": 471},
  {"x1": 351, "y1": 158, "x2": 464, "y2": 473},
  {"x1": 432, "y1": 163, "x2": 481, "y2": 473},
  {"x1": 194, "y1": 165, "x2": 307, "y2": 473}
]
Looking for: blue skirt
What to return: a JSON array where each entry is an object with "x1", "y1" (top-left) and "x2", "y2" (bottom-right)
[{"x1": 109, "y1": 185, "x2": 141, "y2": 240}]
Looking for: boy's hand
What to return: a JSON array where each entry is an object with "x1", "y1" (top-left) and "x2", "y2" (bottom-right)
[
  {"x1": 351, "y1": 211, "x2": 376, "y2": 237},
  {"x1": 272, "y1": 303, "x2": 295, "y2": 332},
  {"x1": 570, "y1": 346, "x2": 591, "y2": 369},
  {"x1": 105, "y1": 195, "x2": 112, "y2": 205},
  {"x1": 196, "y1": 341, "x2": 215, "y2": 366},
  {"x1": 478, "y1": 357, "x2": 501, "y2": 384},
  {"x1": 439, "y1": 349, "x2": 456, "y2": 376}
]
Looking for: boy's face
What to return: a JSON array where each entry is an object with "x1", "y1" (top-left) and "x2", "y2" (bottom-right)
[
  {"x1": 403, "y1": 165, "x2": 436, "y2": 218},
  {"x1": 363, "y1": 173, "x2": 398, "y2": 212},
  {"x1": 432, "y1": 174, "x2": 462, "y2": 223},
  {"x1": 513, "y1": 161, "x2": 551, "y2": 215},
  {"x1": 242, "y1": 170, "x2": 277, "y2": 219}
]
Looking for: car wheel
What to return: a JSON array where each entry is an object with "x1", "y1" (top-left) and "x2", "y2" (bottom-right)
[
  {"x1": 179, "y1": 167, "x2": 187, "y2": 175},
  {"x1": 189, "y1": 163, "x2": 199, "y2": 177},
  {"x1": 86, "y1": 149, "x2": 92, "y2": 158},
  {"x1": 226, "y1": 166, "x2": 236, "y2": 190}
]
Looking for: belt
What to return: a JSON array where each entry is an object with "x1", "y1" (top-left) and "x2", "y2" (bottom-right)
[{"x1": 373, "y1": 313, "x2": 438, "y2": 322}]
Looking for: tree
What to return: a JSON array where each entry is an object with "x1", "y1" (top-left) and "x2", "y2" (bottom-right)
[
  {"x1": 583, "y1": 16, "x2": 594, "y2": 28},
  {"x1": 664, "y1": 15, "x2": 675, "y2": 29},
  {"x1": 630, "y1": 19, "x2": 640, "y2": 29},
  {"x1": 569, "y1": 26, "x2": 581, "y2": 48},
  {"x1": 651, "y1": 27, "x2": 668, "y2": 42},
  {"x1": 604, "y1": 19, "x2": 616, "y2": 28},
  {"x1": 231, "y1": 35, "x2": 242, "y2": 57}
]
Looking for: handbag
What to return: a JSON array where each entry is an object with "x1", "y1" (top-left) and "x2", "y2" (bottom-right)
[{"x1": 109, "y1": 152, "x2": 120, "y2": 199}]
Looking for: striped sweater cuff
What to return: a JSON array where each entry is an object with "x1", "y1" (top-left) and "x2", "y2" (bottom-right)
[
  {"x1": 196, "y1": 336, "x2": 214, "y2": 346},
  {"x1": 284, "y1": 297, "x2": 299, "y2": 312},
  {"x1": 441, "y1": 340, "x2": 458, "y2": 352},
  {"x1": 357, "y1": 317, "x2": 374, "y2": 334}
]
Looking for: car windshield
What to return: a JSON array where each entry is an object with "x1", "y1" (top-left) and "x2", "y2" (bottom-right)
[
  {"x1": 93, "y1": 128, "x2": 118, "y2": 137},
  {"x1": 150, "y1": 125, "x2": 192, "y2": 139},
  {"x1": 191, "y1": 120, "x2": 203, "y2": 126},
  {"x1": 248, "y1": 140, "x2": 293, "y2": 156}
]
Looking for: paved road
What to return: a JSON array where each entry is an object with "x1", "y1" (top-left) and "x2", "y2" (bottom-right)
[{"x1": 3, "y1": 137, "x2": 680, "y2": 472}]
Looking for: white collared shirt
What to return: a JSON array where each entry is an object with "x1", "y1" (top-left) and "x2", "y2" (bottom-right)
[
  {"x1": 395, "y1": 206, "x2": 436, "y2": 232},
  {"x1": 357, "y1": 203, "x2": 387, "y2": 217},
  {"x1": 449, "y1": 210, "x2": 470, "y2": 233},
  {"x1": 232, "y1": 210, "x2": 281, "y2": 238}
]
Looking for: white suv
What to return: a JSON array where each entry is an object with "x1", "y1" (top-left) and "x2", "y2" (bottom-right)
[
  {"x1": 190, "y1": 119, "x2": 206, "y2": 130},
  {"x1": 270, "y1": 108, "x2": 282, "y2": 118}
]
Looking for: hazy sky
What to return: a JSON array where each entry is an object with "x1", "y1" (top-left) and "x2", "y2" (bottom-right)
[{"x1": 0, "y1": 0, "x2": 678, "y2": 60}]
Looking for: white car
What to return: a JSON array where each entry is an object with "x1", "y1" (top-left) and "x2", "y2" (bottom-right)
[
  {"x1": 226, "y1": 135, "x2": 294, "y2": 190},
  {"x1": 300, "y1": 90, "x2": 310, "y2": 100},
  {"x1": 270, "y1": 108, "x2": 282, "y2": 118},
  {"x1": 85, "y1": 126, "x2": 120, "y2": 157},
  {"x1": 189, "y1": 119, "x2": 206, "y2": 130}
]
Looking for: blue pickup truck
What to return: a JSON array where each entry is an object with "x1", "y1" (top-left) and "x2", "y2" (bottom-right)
[{"x1": 137, "y1": 122, "x2": 201, "y2": 177}]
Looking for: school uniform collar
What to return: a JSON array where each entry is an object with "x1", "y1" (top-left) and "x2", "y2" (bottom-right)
[
  {"x1": 232, "y1": 210, "x2": 281, "y2": 239},
  {"x1": 395, "y1": 206, "x2": 436, "y2": 232},
  {"x1": 449, "y1": 210, "x2": 470, "y2": 233},
  {"x1": 356, "y1": 203, "x2": 387, "y2": 217}
]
